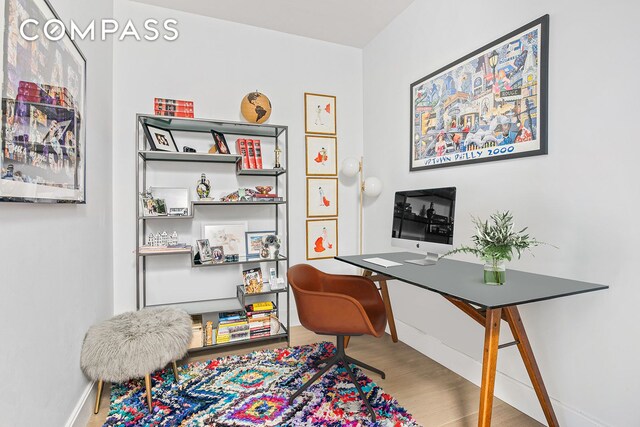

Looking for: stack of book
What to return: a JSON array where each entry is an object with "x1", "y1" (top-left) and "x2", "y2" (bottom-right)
[
  {"x1": 236, "y1": 139, "x2": 263, "y2": 169},
  {"x1": 216, "y1": 311, "x2": 249, "y2": 344},
  {"x1": 246, "y1": 302, "x2": 278, "y2": 339},
  {"x1": 17, "y1": 81, "x2": 75, "y2": 107},
  {"x1": 154, "y1": 98, "x2": 194, "y2": 118}
]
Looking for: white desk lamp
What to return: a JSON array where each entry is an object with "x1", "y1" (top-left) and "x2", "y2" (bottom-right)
[{"x1": 341, "y1": 157, "x2": 382, "y2": 254}]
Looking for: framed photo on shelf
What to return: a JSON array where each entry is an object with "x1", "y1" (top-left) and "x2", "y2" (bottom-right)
[
  {"x1": 304, "y1": 93, "x2": 336, "y2": 135},
  {"x1": 242, "y1": 267, "x2": 264, "y2": 293},
  {"x1": 410, "y1": 15, "x2": 548, "y2": 171},
  {"x1": 202, "y1": 222, "x2": 247, "y2": 257},
  {"x1": 245, "y1": 230, "x2": 275, "y2": 259},
  {"x1": 307, "y1": 177, "x2": 338, "y2": 217},
  {"x1": 211, "y1": 246, "x2": 225, "y2": 263},
  {"x1": 154, "y1": 199, "x2": 167, "y2": 215},
  {"x1": 143, "y1": 124, "x2": 178, "y2": 152},
  {"x1": 0, "y1": 0, "x2": 87, "y2": 203},
  {"x1": 196, "y1": 239, "x2": 213, "y2": 262},
  {"x1": 211, "y1": 130, "x2": 231, "y2": 154},
  {"x1": 141, "y1": 196, "x2": 157, "y2": 216},
  {"x1": 306, "y1": 136, "x2": 337, "y2": 176},
  {"x1": 306, "y1": 218, "x2": 338, "y2": 260}
]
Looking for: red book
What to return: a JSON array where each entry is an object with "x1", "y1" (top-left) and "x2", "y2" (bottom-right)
[
  {"x1": 236, "y1": 139, "x2": 250, "y2": 169},
  {"x1": 253, "y1": 140, "x2": 263, "y2": 169},
  {"x1": 246, "y1": 140, "x2": 256, "y2": 169},
  {"x1": 154, "y1": 110, "x2": 194, "y2": 118}
]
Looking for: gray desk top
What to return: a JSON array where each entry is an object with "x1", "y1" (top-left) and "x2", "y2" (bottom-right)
[{"x1": 335, "y1": 252, "x2": 608, "y2": 308}]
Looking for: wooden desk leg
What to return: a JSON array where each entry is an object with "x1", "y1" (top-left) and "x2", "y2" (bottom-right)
[
  {"x1": 504, "y1": 306, "x2": 559, "y2": 427},
  {"x1": 363, "y1": 270, "x2": 399, "y2": 343},
  {"x1": 479, "y1": 307, "x2": 502, "y2": 427}
]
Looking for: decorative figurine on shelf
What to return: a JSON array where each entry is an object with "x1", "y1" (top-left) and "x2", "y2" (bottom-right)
[
  {"x1": 255, "y1": 186, "x2": 273, "y2": 195},
  {"x1": 147, "y1": 233, "x2": 155, "y2": 246},
  {"x1": 274, "y1": 146, "x2": 282, "y2": 169},
  {"x1": 261, "y1": 234, "x2": 281, "y2": 259},
  {"x1": 170, "y1": 231, "x2": 178, "y2": 246},
  {"x1": 154, "y1": 232, "x2": 161, "y2": 246},
  {"x1": 161, "y1": 231, "x2": 169, "y2": 246},
  {"x1": 196, "y1": 173, "x2": 211, "y2": 200}
]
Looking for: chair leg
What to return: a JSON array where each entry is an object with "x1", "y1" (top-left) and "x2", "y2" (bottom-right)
[
  {"x1": 94, "y1": 379, "x2": 104, "y2": 414},
  {"x1": 345, "y1": 355, "x2": 386, "y2": 379},
  {"x1": 342, "y1": 360, "x2": 376, "y2": 423},
  {"x1": 289, "y1": 355, "x2": 338, "y2": 404},
  {"x1": 144, "y1": 374, "x2": 153, "y2": 411},
  {"x1": 172, "y1": 361, "x2": 179, "y2": 382}
]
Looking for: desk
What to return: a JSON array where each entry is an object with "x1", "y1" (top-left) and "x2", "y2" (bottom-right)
[{"x1": 335, "y1": 252, "x2": 608, "y2": 427}]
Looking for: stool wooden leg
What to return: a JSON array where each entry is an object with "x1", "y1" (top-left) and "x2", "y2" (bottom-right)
[
  {"x1": 94, "y1": 379, "x2": 103, "y2": 414},
  {"x1": 172, "y1": 361, "x2": 179, "y2": 382},
  {"x1": 144, "y1": 374, "x2": 153, "y2": 411}
]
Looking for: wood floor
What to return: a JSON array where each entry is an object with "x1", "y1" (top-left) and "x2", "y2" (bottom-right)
[{"x1": 87, "y1": 326, "x2": 542, "y2": 427}]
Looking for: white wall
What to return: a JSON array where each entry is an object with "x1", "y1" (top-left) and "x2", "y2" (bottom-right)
[
  {"x1": 363, "y1": 1, "x2": 640, "y2": 426},
  {"x1": 0, "y1": 0, "x2": 114, "y2": 425},
  {"x1": 112, "y1": 0, "x2": 363, "y2": 316}
]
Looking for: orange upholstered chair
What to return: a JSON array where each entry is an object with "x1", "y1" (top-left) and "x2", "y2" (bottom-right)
[{"x1": 287, "y1": 264, "x2": 387, "y2": 422}]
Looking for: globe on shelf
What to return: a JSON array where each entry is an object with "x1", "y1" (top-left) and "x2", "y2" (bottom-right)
[{"x1": 241, "y1": 91, "x2": 272, "y2": 124}]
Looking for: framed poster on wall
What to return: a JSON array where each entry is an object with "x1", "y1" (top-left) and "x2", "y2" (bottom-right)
[
  {"x1": 410, "y1": 15, "x2": 548, "y2": 171},
  {"x1": 0, "y1": 0, "x2": 87, "y2": 203},
  {"x1": 306, "y1": 218, "x2": 338, "y2": 260}
]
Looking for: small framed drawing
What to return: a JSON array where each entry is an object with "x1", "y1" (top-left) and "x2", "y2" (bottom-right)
[
  {"x1": 202, "y1": 222, "x2": 247, "y2": 257},
  {"x1": 211, "y1": 130, "x2": 231, "y2": 154},
  {"x1": 245, "y1": 231, "x2": 275, "y2": 259},
  {"x1": 304, "y1": 93, "x2": 336, "y2": 135},
  {"x1": 154, "y1": 199, "x2": 167, "y2": 215},
  {"x1": 306, "y1": 218, "x2": 338, "y2": 260},
  {"x1": 307, "y1": 177, "x2": 338, "y2": 218},
  {"x1": 141, "y1": 197, "x2": 157, "y2": 216},
  {"x1": 306, "y1": 136, "x2": 337, "y2": 176},
  {"x1": 143, "y1": 124, "x2": 178, "y2": 152},
  {"x1": 196, "y1": 239, "x2": 213, "y2": 262}
]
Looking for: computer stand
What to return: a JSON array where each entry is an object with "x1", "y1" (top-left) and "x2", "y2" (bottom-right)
[{"x1": 405, "y1": 252, "x2": 439, "y2": 266}]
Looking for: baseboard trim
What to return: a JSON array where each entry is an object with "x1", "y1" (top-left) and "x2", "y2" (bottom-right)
[
  {"x1": 394, "y1": 320, "x2": 607, "y2": 427},
  {"x1": 65, "y1": 381, "x2": 96, "y2": 427}
]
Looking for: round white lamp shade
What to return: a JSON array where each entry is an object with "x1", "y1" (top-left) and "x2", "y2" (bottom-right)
[
  {"x1": 363, "y1": 177, "x2": 383, "y2": 197},
  {"x1": 341, "y1": 157, "x2": 360, "y2": 177}
]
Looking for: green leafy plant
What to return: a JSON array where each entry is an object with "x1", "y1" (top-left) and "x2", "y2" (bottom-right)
[{"x1": 442, "y1": 211, "x2": 549, "y2": 281}]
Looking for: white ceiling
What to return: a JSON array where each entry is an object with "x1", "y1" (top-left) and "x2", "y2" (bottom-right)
[{"x1": 132, "y1": 0, "x2": 415, "y2": 48}]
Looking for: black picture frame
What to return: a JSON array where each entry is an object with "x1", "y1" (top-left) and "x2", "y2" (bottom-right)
[
  {"x1": 410, "y1": 15, "x2": 549, "y2": 171},
  {"x1": 1, "y1": 0, "x2": 87, "y2": 203},
  {"x1": 211, "y1": 130, "x2": 230, "y2": 154},
  {"x1": 143, "y1": 124, "x2": 178, "y2": 152}
]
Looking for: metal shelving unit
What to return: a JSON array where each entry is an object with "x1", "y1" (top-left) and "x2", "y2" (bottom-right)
[{"x1": 135, "y1": 114, "x2": 290, "y2": 352}]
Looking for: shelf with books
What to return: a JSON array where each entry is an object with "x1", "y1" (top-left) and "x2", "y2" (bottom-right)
[
  {"x1": 138, "y1": 150, "x2": 242, "y2": 163},
  {"x1": 188, "y1": 327, "x2": 288, "y2": 353},
  {"x1": 136, "y1": 114, "x2": 290, "y2": 354},
  {"x1": 192, "y1": 254, "x2": 288, "y2": 268}
]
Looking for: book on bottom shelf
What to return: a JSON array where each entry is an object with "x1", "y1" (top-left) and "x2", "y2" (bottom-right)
[{"x1": 190, "y1": 315, "x2": 203, "y2": 349}]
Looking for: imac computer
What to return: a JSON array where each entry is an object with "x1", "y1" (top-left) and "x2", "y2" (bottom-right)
[{"x1": 391, "y1": 187, "x2": 457, "y2": 265}]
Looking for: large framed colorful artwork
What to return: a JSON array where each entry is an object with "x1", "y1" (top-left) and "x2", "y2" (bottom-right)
[
  {"x1": 410, "y1": 15, "x2": 548, "y2": 171},
  {"x1": 0, "y1": 0, "x2": 87, "y2": 202}
]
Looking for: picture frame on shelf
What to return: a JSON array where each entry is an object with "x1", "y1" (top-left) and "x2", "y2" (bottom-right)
[
  {"x1": 143, "y1": 124, "x2": 178, "y2": 152},
  {"x1": 306, "y1": 218, "x2": 338, "y2": 260},
  {"x1": 211, "y1": 130, "x2": 231, "y2": 154},
  {"x1": 154, "y1": 198, "x2": 167, "y2": 215},
  {"x1": 245, "y1": 230, "x2": 275, "y2": 259},
  {"x1": 306, "y1": 136, "x2": 337, "y2": 176},
  {"x1": 410, "y1": 15, "x2": 548, "y2": 171},
  {"x1": 150, "y1": 187, "x2": 189, "y2": 214},
  {"x1": 196, "y1": 239, "x2": 213, "y2": 263},
  {"x1": 202, "y1": 222, "x2": 247, "y2": 258},
  {"x1": 304, "y1": 93, "x2": 336, "y2": 135},
  {"x1": 242, "y1": 267, "x2": 264, "y2": 294},
  {"x1": 141, "y1": 196, "x2": 157, "y2": 216},
  {"x1": 307, "y1": 177, "x2": 338, "y2": 217},
  {"x1": 211, "y1": 245, "x2": 225, "y2": 263},
  {"x1": 0, "y1": 0, "x2": 87, "y2": 204}
]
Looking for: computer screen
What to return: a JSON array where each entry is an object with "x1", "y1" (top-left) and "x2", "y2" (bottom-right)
[{"x1": 391, "y1": 187, "x2": 456, "y2": 264}]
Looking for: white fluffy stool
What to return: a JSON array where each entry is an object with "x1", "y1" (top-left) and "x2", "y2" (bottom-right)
[{"x1": 80, "y1": 307, "x2": 192, "y2": 413}]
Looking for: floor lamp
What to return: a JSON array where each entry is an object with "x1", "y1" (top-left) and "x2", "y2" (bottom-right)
[{"x1": 340, "y1": 157, "x2": 382, "y2": 254}]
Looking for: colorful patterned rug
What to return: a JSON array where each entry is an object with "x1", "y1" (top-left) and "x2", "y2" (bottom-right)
[{"x1": 103, "y1": 341, "x2": 420, "y2": 426}]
